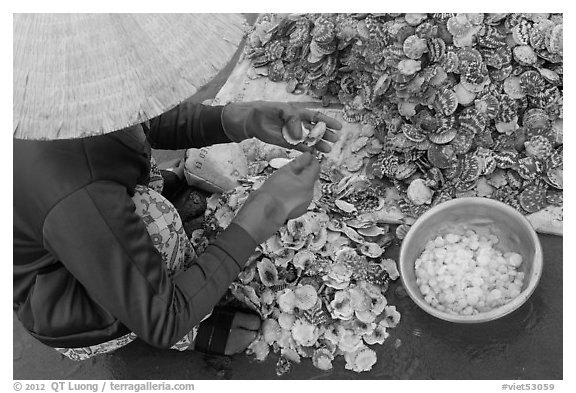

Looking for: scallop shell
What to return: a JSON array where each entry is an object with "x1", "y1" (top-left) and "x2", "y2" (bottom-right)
[
  {"x1": 427, "y1": 37, "x2": 446, "y2": 62},
  {"x1": 429, "y1": 127, "x2": 457, "y2": 145},
  {"x1": 265, "y1": 40, "x2": 285, "y2": 61},
  {"x1": 269, "y1": 157, "x2": 292, "y2": 169},
  {"x1": 294, "y1": 285, "x2": 319, "y2": 311},
  {"x1": 524, "y1": 135, "x2": 553, "y2": 160},
  {"x1": 365, "y1": 138, "x2": 384, "y2": 155},
  {"x1": 546, "y1": 189, "x2": 563, "y2": 206},
  {"x1": 312, "y1": 16, "x2": 336, "y2": 44},
  {"x1": 522, "y1": 108, "x2": 550, "y2": 131},
  {"x1": 519, "y1": 70, "x2": 546, "y2": 97},
  {"x1": 407, "y1": 178, "x2": 433, "y2": 205},
  {"x1": 442, "y1": 156, "x2": 463, "y2": 180},
  {"x1": 481, "y1": 47, "x2": 512, "y2": 70},
  {"x1": 529, "y1": 21, "x2": 552, "y2": 49},
  {"x1": 395, "y1": 224, "x2": 411, "y2": 240},
  {"x1": 415, "y1": 21, "x2": 437, "y2": 38},
  {"x1": 458, "y1": 107, "x2": 487, "y2": 135},
  {"x1": 489, "y1": 63, "x2": 513, "y2": 81},
  {"x1": 457, "y1": 47, "x2": 483, "y2": 65},
  {"x1": 357, "y1": 225, "x2": 388, "y2": 237},
  {"x1": 398, "y1": 59, "x2": 422, "y2": 76},
  {"x1": 477, "y1": 25, "x2": 507, "y2": 48},
  {"x1": 258, "y1": 258, "x2": 279, "y2": 287},
  {"x1": 503, "y1": 76, "x2": 526, "y2": 99},
  {"x1": 516, "y1": 157, "x2": 543, "y2": 181},
  {"x1": 497, "y1": 95, "x2": 518, "y2": 123},
  {"x1": 401, "y1": 124, "x2": 426, "y2": 143},
  {"x1": 474, "y1": 94, "x2": 500, "y2": 120},
  {"x1": 358, "y1": 242, "x2": 384, "y2": 258},
  {"x1": 350, "y1": 136, "x2": 370, "y2": 153},
  {"x1": 230, "y1": 283, "x2": 262, "y2": 315},
  {"x1": 547, "y1": 147, "x2": 563, "y2": 169},
  {"x1": 513, "y1": 45, "x2": 538, "y2": 65},
  {"x1": 546, "y1": 24, "x2": 563, "y2": 54},
  {"x1": 518, "y1": 183, "x2": 547, "y2": 213},
  {"x1": 343, "y1": 155, "x2": 364, "y2": 172},
  {"x1": 372, "y1": 153, "x2": 399, "y2": 179},
  {"x1": 307, "y1": 227, "x2": 328, "y2": 251},
  {"x1": 335, "y1": 199, "x2": 357, "y2": 213},
  {"x1": 447, "y1": 14, "x2": 473, "y2": 37},
  {"x1": 405, "y1": 13, "x2": 428, "y2": 26},
  {"x1": 538, "y1": 67, "x2": 561, "y2": 85},
  {"x1": 545, "y1": 166, "x2": 563, "y2": 190},
  {"x1": 450, "y1": 128, "x2": 475, "y2": 154},
  {"x1": 459, "y1": 154, "x2": 481, "y2": 183},
  {"x1": 287, "y1": 215, "x2": 313, "y2": 237},
  {"x1": 262, "y1": 318, "x2": 283, "y2": 344},
  {"x1": 305, "y1": 121, "x2": 327, "y2": 147},
  {"x1": 403, "y1": 35, "x2": 428, "y2": 59},
  {"x1": 427, "y1": 144, "x2": 455, "y2": 168},
  {"x1": 282, "y1": 122, "x2": 309, "y2": 145},
  {"x1": 395, "y1": 161, "x2": 418, "y2": 180},
  {"x1": 291, "y1": 250, "x2": 316, "y2": 271},
  {"x1": 511, "y1": 18, "x2": 532, "y2": 45},
  {"x1": 436, "y1": 88, "x2": 459, "y2": 116},
  {"x1": 439, "y1": 51, "x2": 460, "y2": 73},
  {"x1": 341, "y1": 225, "x2": 367, "y2": 244},
  {"x1": 460, "y1": 61, "x2": 490, "y2": 92},
  {"x1": 454, "y1": 83, "x2": 477, "y2": 106}
]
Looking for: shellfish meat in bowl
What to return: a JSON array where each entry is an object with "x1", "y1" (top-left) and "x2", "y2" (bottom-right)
[{"x1": 399, "y1": 197, "x2": 543, "y2": 323}]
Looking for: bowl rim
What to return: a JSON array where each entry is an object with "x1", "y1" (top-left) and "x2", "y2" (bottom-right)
[{"x1": 399, "y1": 197, "x2": 544, "y2": 323}]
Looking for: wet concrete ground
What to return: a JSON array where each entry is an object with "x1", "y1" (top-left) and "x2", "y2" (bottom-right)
[{"x1": 13, "y1": 234, "x2": 562, "y2": 380}]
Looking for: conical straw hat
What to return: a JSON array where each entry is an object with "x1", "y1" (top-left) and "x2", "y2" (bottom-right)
[{"x1": 13, "y1": 13, "x2": 245, "y2": 140}]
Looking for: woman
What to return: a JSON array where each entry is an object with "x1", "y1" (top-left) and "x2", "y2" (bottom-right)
[{"x1": 13, "y1": 14, "x2": 341, "y2": 359}]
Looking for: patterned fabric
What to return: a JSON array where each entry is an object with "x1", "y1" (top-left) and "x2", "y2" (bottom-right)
[
  {"x1": 148, "y1": 157, "x2": 165, "y2": 194},
  {"x1": 54, "y1": 175, "x2": 203, "y2": 360}
]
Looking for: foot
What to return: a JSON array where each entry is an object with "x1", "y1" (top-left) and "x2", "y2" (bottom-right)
[
  {"x1": 189, "y1": 311, "x2": 260, "y2": 355},
  {"x1": 158, "y1": 158, "x2": 185, "y2": 180}
]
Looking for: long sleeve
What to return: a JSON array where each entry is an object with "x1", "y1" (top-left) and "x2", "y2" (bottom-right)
[
  {"x1": 41, "y1": 180, "x2": 257, "y2": 348},
  {"x1": 146, "y1": 101, "x2": 233, "y2": 150}
]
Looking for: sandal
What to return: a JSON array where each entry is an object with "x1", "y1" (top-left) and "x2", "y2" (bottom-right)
[{"x1": 194, "y1": 307, "x2": 256, "y2": 355}]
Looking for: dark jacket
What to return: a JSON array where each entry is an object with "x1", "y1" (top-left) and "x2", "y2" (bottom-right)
[{"x1": 13, "y1": 102, "x2": 257, "y2": 349}]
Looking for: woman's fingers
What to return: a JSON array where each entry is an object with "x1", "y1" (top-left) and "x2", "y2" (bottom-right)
[
  {"x1": 299, "y1": 109, "x2": 343, "y2": 130},
  {"x1": 322, "y1": 128, "x2": 339, "y2": 143},
  {"x1": 311, "y1": 140, "x2": 332, "y2": 154}
]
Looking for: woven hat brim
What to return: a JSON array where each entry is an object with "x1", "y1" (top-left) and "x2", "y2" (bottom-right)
[{"x1": 14, "y1": 13, "x2": 245, "y2": 140}]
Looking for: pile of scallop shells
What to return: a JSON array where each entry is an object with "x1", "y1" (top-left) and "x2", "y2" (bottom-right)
[
  {"x1": 244, "y1": 13, "x2": 563, "y2": 219},
  {"x1": 194, "y1": 154, "x2": 401, "y2": 375}
]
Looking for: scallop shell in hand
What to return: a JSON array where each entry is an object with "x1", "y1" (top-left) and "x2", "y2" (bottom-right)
[
  {"x1": 305, "y1": 121, "x2": 327, "y2": 147},
  {"x1": 282, "y1": 122, "x2": 310, "y2": 145}
]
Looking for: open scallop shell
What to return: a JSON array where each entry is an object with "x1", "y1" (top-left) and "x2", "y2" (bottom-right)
[
  {"x1": 335, "y1": 199, "x2": 357, "y2": 213},
  {"x1": 292, "y1": 250, "x2": 317, "y2": 270},
  {"x1": 282, "y1": 122, "x2": 310, "y2": 145},
  {"x1": 270, "y1": 157, "x2": 292, "y2": 169},
  {"x1": 358, "y1": 242, "x2": 383, "y2": 258},
  {"x1": 258, "y1": 258, "x2": 279, "y2": 287},
  {"x1": 357, "y1": 225, "x2": 389, "y2": 237},
  {"x1": 307, "y1": 227, "x2": 328, "y2": 251},
  {"x1": 305, "y1": 121, "x2": 327, "y2": 147}
]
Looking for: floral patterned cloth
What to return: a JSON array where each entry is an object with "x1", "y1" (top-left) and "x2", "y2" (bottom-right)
[{"x1": 54, "y1": 160, "x2": 204, "y2": 360}]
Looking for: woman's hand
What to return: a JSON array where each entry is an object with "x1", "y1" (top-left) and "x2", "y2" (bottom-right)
[
  {"x1": 232, "y1": 152, "x2": 320, "y2": 244},
  {"x1": 221, "y1": 101, "x2": 342, "y2": 153}
]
